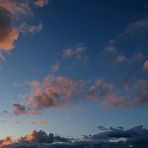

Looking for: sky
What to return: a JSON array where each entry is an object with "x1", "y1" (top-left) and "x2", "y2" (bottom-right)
[{"x1": 0, "y1": 0, "x2": 148, "y2": 144}]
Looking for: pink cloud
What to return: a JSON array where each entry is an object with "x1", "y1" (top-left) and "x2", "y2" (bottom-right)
[
  {"x1": 116, "y1": 54, "x2": 127, "y2": 63},
  {"x1": 87, "y1": 79, "x2": 113, "y2": 100},
  {"x1": 34, "y1": 0, "x2": 48, "y2": 7},
  {"x1": 0, "y1": 0, "x2": 33, "y2": 17},
  {"x1": 102, "y1": 95, "x2": 128, "y2": 108},
  {"x1": 143, "y1": 60, "x2": 148, "y2": 72},
  {"x1": 23, "y1": 76, "x2": 85, "y2": 112},
  {"x1": 63, "y1": 48, "x2": 73, "y2": 57},
  {"x1": 63, "y1": 45, "x2": 86, "y2": 58},
  {"x1": 51, "y1": 63, "x2": 60, "y2": 72}
]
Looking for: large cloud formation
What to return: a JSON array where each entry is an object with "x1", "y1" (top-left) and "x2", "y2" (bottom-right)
[
  {"x1": 1, "y1": 125, "x2": 148, "y2": 148},
  {"x1": 0, "y1": 0, "x2": 48, "y2": 54},
  {"x1": 11, "y1": 75, "x2": 148, "y2": 116}
]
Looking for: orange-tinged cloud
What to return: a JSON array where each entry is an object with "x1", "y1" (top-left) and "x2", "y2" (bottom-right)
[
  {"x1": 0, "y1": 136, "x2": 13, "y2": 147},
  {"x1": 0, "y1": 27, "x2": 19, "y2": 52},
  {"x1": 0, "y1": 0, "x2": 47, "y2": 53}
]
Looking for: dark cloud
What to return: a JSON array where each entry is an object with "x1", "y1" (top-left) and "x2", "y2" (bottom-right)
[{"x1": 1, "y1": 125, "x2": 148, "y2": 148}]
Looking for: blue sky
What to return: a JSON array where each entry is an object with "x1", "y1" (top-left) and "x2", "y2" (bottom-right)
[{"x1": 0, "y1": 0, "x2": 148, "y2": 140}]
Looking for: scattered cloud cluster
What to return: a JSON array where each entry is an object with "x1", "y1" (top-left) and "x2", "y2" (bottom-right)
[
  {"x1": 1, "y1": 125, "x2": 148, "y2": 148},
  {"x1": 10, "y1": 74, "x2": 148, "y2": 116},
  {"x1": 11, "y1": 76, "x2": 85, "y2": 115},
  {"x1": 63, "y1": 45, "x2": 86, "y2": 59}
]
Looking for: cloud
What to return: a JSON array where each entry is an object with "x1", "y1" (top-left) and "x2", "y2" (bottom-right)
[
  {"x1": 105, "y1": 45, "x2": 116, "y2": 52},
  {"x1": 116, "y1": 54, "x2": 127, "y2": 63},
  {"x1": 11, "y1": 76, "x2": 85, "y2": 115},
  {"x1": 131, "y1": 53, "x2": 144, "y2": 62},
  {"x1": 28, "y1": 120, "x2": 48, "y2": 125},
  {"x1": 34, "y1": 0, "x2": 48, "y2": 7},
  {"x1": 11, "y1": 76, "x2": 148, "y2": 115},
  {"x1": 19, "y1": 22, "x2": 43, "y2": 34},
  {"x1": 0, "y1": 0, "x2": 48, "y2": 57},
  {"x1": 63, "y1": 48, "x2": 74, "y2": 57},
  {"x1": 12, "y1": 103, "x2": 40, "y2": 116},
  {"x1": 143, "y1": 60, "x2": 148, "y2": 72},
  {"x1": 27, "y1": 76, "x2": 84, "y2": 111},
  {"x1": 13, "y1": 103, "x2": 30, "y2": 116},
  {"x1": 63, "y1": 45, "x2": 86, "y2": 59},
  {"x1": 87, "y1": 79, "x2": 113, "y2": 100},
  {"x1": 51, "y1": 63, "x2": 60, "y2": 72},
  {"x1": 104, "y1": 40, "x2": 117, "y2": 52},
  {"x1": 135, "y1": 79, "x2": 148, "y2": 105},
  {"x1": 0, "y1": 137, "x2": 13, "y2": 147},
  {"x1": 102, "y1": 95, "x2": 129, "y2": 108},
  {"x1": 122, "y1": 18, "x2": 148, "y2": 35},
  {"x1": 0, "y1": 6, "x2": 19, "y2": 52},
  {"x1": 1, "y1": 125, "x2": 148, "y2": 148},
  {"x1": 0, "y1": 0, "x2": 32, "y2": 17}
]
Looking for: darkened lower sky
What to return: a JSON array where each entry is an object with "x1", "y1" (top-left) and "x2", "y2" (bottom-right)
[{"x1": 0, "y1": 0, "x2": 147, "y2": 144}]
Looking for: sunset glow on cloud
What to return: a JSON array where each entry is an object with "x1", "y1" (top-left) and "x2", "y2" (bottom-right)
[{"x1": 0, "y1": 0, "x2": 147, "y2": 147}]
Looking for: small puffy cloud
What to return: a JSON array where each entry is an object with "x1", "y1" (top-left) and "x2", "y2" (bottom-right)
[
  {"x1": 63, "y1": 48, "x2": 74, "y2": 57},
  {"x1": 12, "y1": 103, "x2": 40, "y2": 116},
  {"x1": 116, "y1": 54, "x2": 127, "y2": 63},
  {"x1": 105, "y1": 45, "x2": 116, "y2": 52},
  {"x1": 63, "y1": 45, "x2": 86, "y2": 59},
  {"x1": 13, "y1": 103, "x2": 30, "y2": 116},
  {"x1": 34, "y1": 0, "x2": 48, "y2": 7},
  {"x1": 143, "y1": 60, "x2": 148, "y2": 72},
  {"x1": 51, "y1": 63, "x2": 60, "y2": 72}
]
